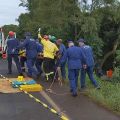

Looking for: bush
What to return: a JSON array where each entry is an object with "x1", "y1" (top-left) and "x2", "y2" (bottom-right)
[
  {"x1": 87, "y1": 77, "x2": 120, "y2": 114},
  {"x1": 112, "y1": 67, "x2": 120, "y2": 83}
]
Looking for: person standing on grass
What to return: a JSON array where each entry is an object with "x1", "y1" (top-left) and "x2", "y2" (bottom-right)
[
  {"x1": 78, "y1": 38, "x2": 100, "y2": 91},
  {"x1": 61, "y1": 40, "x2": 86, "y2": 97}
]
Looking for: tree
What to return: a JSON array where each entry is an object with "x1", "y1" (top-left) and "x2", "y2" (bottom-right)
[
  {"x1": 2, "y1": 24, "x2": 19, "y2": 38},
  {"x1": 18, "y1": 0, "x2": 120, "y2": 71},
  {"x1": 18, "y1": 0, "x2": 81, "y2": 40},
  {"x1": 97, "y1": 2, "x2": 120, "y2": 69}
]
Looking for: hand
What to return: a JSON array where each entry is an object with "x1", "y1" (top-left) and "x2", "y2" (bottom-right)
[
  {"x1": 38, "y1": 28, "x2": 41, "y2": 33},
  {"x1": 83, "y1": 64, "x2": 87, "y2": 69},
  {"x1": 57, "y1": 67, "x2": 61, "y2": 71},
  {"x1": 37, "y1": 52, "x2": 44, "y2": 59}
]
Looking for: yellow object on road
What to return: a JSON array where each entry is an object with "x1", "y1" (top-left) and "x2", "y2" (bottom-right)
[
  {"x1": 20, "y1": 84, "x2": 43, "y2": 92},
  {"x1": 17, "y1": 76, "x2": 24, "y2": 81},
  {"x1": 0, "y1": 73, "x2": 70, "y2": 120}
]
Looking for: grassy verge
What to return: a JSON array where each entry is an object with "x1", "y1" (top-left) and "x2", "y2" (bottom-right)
[
  {"x1": 85, "y1": 76, "x2": 120, "y2": 115},
  {"x1": 65, "y1": 67, "x2": 120, "y2": 114}
]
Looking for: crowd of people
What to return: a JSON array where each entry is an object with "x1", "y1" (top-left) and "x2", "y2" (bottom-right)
[{"x1": 6, "y1": 30, "x2": 100, "y2": 97}]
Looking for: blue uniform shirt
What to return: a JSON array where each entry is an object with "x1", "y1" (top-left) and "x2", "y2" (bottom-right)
[
  {"x1": 36, "y1": 43, "x2": 43, "y2": 53},
  {"x1": 81, "y1": 45, "x2": 94, "y2": 67},
  {"x1": 18, "y1": 38, "x2": 39, "y2": 59},
  {"x1": 58, "y1": 44, "x2": 66, "y2": 65},
  {"x1": 7, "y1": 38, "x2": 19, "y2": 54},
  {"x1": 62, "y1": 46, "x2": 86, "y2": 69}
]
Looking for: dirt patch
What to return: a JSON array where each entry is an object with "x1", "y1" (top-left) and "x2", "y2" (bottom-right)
[{"x1": 0, "y1": 78, "x2": 32, "y2": 93}]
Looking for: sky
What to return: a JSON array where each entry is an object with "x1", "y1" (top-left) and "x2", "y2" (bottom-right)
[
  {"x1": 0, "y1": 0, "x2": 26, "y2": 27},
  {"x1": 0, "y1": 0, "x2": 92, "y2": 27}
]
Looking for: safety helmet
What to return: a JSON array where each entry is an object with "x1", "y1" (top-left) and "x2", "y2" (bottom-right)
[
  {"x1": 49, "y1": 36, "x2": 56, "y2": 43},
  {"x1": 8, "y1": 31, "x2": 15, "y2": 37}
]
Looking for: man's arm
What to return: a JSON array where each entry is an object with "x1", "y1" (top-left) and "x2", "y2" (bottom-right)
[
  {"x1": 59, "y1": 50, "x2": 68, "y2": 66},
  {"x1": 80, "y1": 48, "x2": 87, "y2": 69},
  {"x1": 37, "y1": 44, "x2": 43, "y2": 53},
  {"x1": 38, "y1": 28, "x2": 44, "y2": 42},
  {"x1": 54, "y1": 44, "x2": 59, "y2": 52},
  {"x1": 17, "y1": 39, "x2": 28, "y2": 49},
  {"x1": 38, "y1": 33, "x2": 42, "y2": 40}
]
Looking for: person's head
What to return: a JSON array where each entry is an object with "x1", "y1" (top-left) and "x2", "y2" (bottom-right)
[
  {"x1": 78, "y1": 38, "x2": 85, "y2": 47},
  {"x1": 49, "y1": 35, "x2": 56, "y2": 43},
  {"x1": 20, "y1": 39, "x2": 24, "y2": 43},
  {"x1": 56, "y1": 39, "x2": 62, "y2": 46},
  {"x1": 68, "y1": 40, "x2": 74, "y2": 47},
  {"x1": 43, "y1": 35, "x2": 49, "y2": 40},
  {"x1": 8, "y1": 31, "x2": 15, "y2": 38},
  {"x1": 24, "y1": 32, "x2": 32, "y2": 39}
]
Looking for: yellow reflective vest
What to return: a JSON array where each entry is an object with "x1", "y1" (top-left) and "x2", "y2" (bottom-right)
[{"x1": 19, "y1": 50, "x2": 26, "y2": 57}]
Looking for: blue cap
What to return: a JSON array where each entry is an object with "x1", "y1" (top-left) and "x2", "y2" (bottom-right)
[
  {"x1": 77, "y1": 38, "x2": 85, "y2": 43},
  {"x1": 67, "y1": 39, "x2": 73, "y2": 43},
  {"x1": 24, "y1": 32, "x2": 32, "y2": 37}
]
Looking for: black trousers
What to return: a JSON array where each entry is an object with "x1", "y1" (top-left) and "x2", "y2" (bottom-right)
[
  {"x1": 20, "y1": 57, "x2": 27, "y2": 72},
  {"x1": 43, "y1": 58, "x2": 55, "y2": 74}
]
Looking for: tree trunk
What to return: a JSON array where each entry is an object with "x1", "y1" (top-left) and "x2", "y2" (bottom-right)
[
  {"x1": 100, "y1": 40, "x2": 119, "y2": 69},
  {"x1": 74, "y1": 23, "x2": 77, "y2": 41}
]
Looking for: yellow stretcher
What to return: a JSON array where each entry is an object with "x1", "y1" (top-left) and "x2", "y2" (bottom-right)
[{"x1": 20, "y1": 84, "x2": 43, "y2": 92}]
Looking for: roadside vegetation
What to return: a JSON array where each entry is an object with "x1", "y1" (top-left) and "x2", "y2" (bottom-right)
[
  {"x1": 1, "y1": 0, "x2": 120, "y2": 115},
  {"x1": 86, "y1": 73, "x2": 120, "y2": 115}
]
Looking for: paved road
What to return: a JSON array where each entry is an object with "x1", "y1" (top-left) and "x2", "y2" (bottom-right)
[{"x1": 0, "y1": 59, "x2": 120, "y2": 120}]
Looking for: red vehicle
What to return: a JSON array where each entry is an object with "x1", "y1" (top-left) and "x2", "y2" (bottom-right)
[
  {"x1": 0, "y1": 28, "x2": 17, "y2": 59},
  {"x1": 0, "y1": 28, "x2": 7, "y2": 59}
]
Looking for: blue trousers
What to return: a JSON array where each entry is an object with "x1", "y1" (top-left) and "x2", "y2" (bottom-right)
[
  {"x1": 26, "y1": 58, "x2": 38, "y2": 77},
  {"x1": 7, "y1": 54, "x2": 22, "y2": 74},
  {"x1": 35, "y1": 59, "x2": 43, "y2": 74},
  {"x1": 80, "y1": 66, "x2": 98, "y2": 88},
  {"x1": 68, "y1": 69, "x2": 79, "y2": 94}
]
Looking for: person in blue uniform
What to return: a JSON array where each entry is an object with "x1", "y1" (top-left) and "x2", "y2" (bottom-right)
[
  {"x1": 78, "y1": 38, "x2": 100, "y2": 90},
  {"x1": 7, "y1": 31, "x2": 22, "y2": 75},
  {"x1": 17, "y1": 32, "x2": 39, "y2": 78},
  {"x1": 35, "y1": 39, "x2": 44, "y2": 75},
  {"x1": 56, "y1": 39, "x2": 66, "y2": 81},
  {"x1": 61, "y1": 40, "x2": 86, "y2": 97}
]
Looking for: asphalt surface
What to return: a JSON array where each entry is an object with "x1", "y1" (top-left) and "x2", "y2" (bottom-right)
[{"x1": 0, "y1": 59, "x2": 120, "y2": 120}]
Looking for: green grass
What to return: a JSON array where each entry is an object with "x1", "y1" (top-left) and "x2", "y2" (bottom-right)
[
  {"x1": 65, "y1": 68, "x2": 120, "y2": 114},
  {"x1": 85, "y1": 76, "x2": 120, "y2": 115}
]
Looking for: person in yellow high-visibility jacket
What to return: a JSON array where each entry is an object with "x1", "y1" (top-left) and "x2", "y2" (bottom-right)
[{"x1": 38, "y1": 33, "x2": 59, "y2": 80}]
